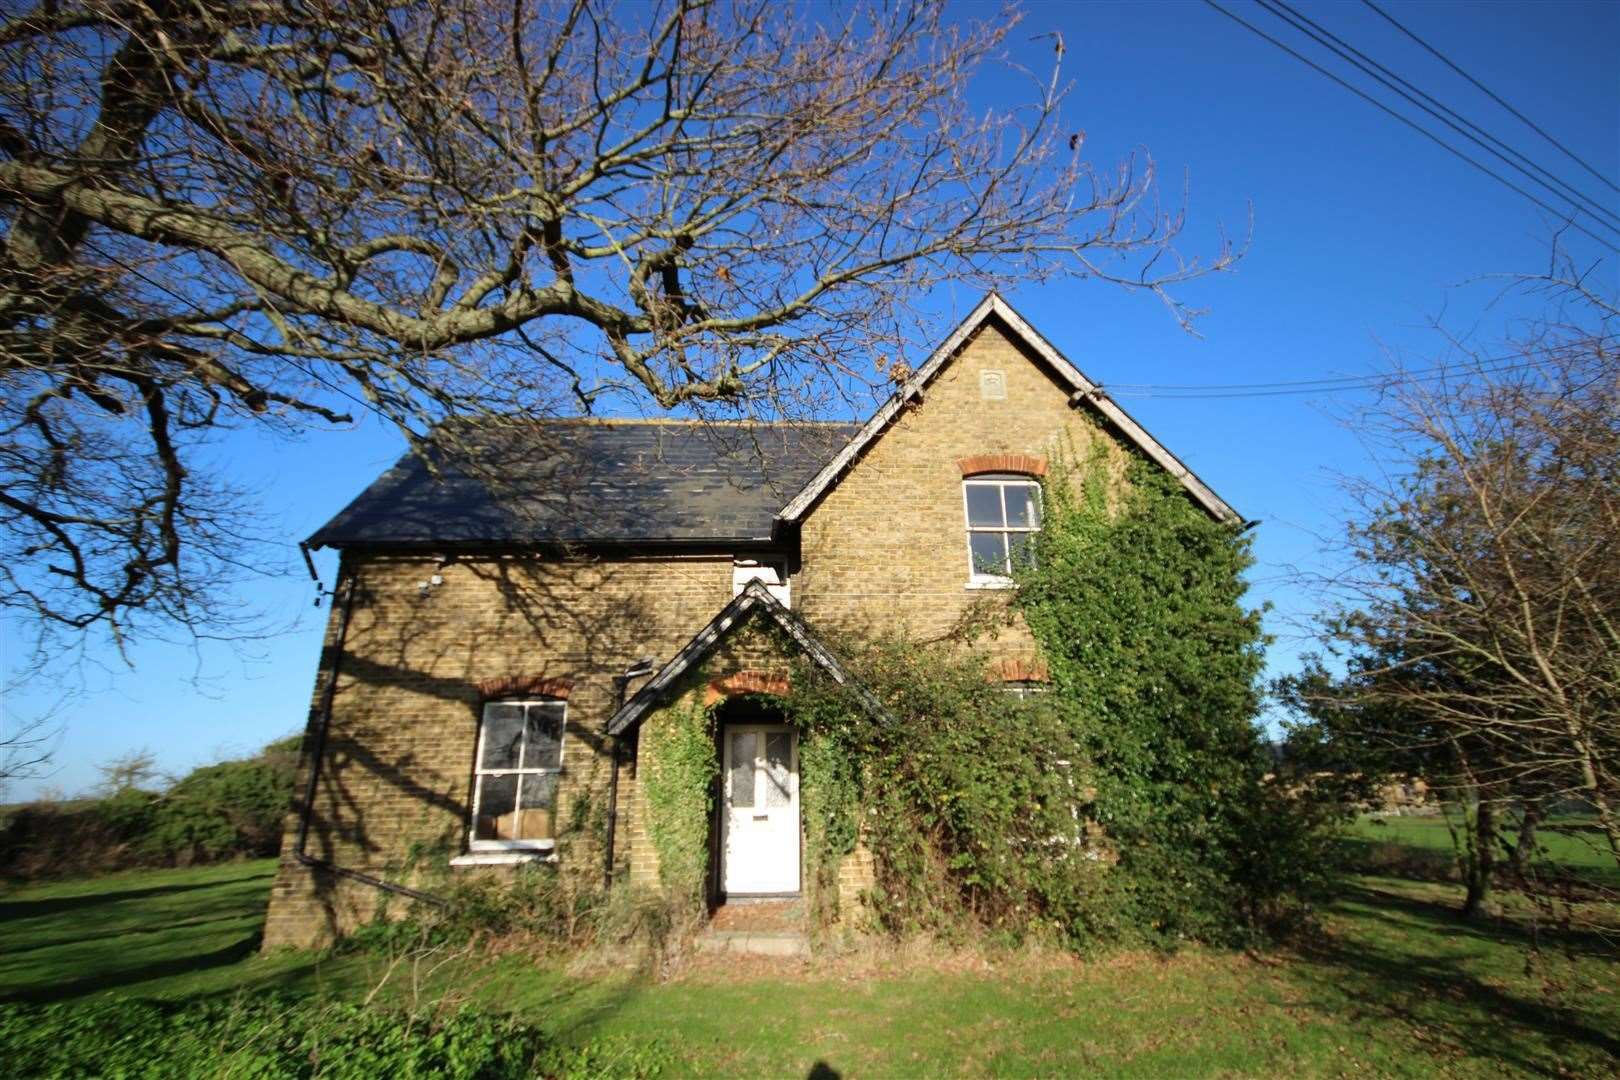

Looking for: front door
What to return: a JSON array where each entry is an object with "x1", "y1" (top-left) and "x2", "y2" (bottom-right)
[{"x1": 721, "y1": 724, "x2": 800, "y2": 895}]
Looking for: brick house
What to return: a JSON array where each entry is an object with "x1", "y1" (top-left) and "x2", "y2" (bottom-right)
[{"x1": 262, "y1": 294, "x2": 1241, "y2": 948}]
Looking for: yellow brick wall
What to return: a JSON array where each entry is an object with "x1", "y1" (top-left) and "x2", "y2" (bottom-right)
[
  {"x1": 796, "y1": 317, "x2": 1128, "y2": 648},
  {"x1": 264, "y1": 552, "x2": 734, "y2": 948},
  {"x1": 265, "y1": 317, "x2": 1141, "y2": 946}
]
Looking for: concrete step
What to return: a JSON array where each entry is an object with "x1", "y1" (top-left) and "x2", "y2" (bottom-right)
[{"x1": 695, "y1": 930, "x2": 810, "y2": 958}]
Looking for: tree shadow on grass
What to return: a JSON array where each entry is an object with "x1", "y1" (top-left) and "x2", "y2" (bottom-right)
[
  {"x1": 0, "y1": 870, "x2": 274, "y2": 922},
  {"x1": 0, "y1": 932, "x2": 265, "y2": 1004},
  {"x1": 1335, "y1": 881, "x2": 1619, "y2": 963},
  {"x1": 0, "y1": 911, "x2": 256, "y2": 959},
  {"x1": 1285, "y1": 882, "x2": 1620, "y2": 1077}
]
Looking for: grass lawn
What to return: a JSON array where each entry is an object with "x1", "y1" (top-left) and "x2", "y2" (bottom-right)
[
  {"x1": 2, "y1": 851, "x2": 1617, "y2": 1077},
  {"x1": 1345, "y1": 813, "x2": 1620, "y2": 889}
]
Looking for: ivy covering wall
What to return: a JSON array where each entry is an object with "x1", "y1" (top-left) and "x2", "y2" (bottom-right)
[
  {"x1": 1014, "y1": 451, "x2": 1274, "y2": 938},
  {"x1": 780, "y1": 447, "x2": 1329, "y2": 948},
  {"x1": 639, "y1": 693, "x2": 718, "y2": 910},
  {"x1": 627, "y1": 446, "x2": 1328, "y2": 948}
]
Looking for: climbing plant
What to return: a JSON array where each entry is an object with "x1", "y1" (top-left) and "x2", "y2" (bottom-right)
[
  {"x1": 782, "y1": 444, "x2": 1330, "y2": 949},
  {"x1": 786, "y1": 642, "x2": 1106, "y2": 946},
  {"x1": 640, "y1": 693, "x2": 718, "y2": 911},
  {"x1": 1016, "y1": 448, "x2": 1330, "y2": 940},
  {"x1": 791, "y1": 690, "x2": 864, "y2": 927}
]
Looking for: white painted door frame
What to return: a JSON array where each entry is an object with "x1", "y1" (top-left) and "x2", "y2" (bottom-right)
[{"x1": 720, "y1": 723, "x2": 801, "y2": 896}]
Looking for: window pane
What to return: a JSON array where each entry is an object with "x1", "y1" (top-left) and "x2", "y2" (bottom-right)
[
  {"x1": 1007, "y1": 530, "x2": 1036, "y2": 570},
  {"x1": 764, "y1": 732, "x2": 792, "y2": 808},
  {"x1": 474, "y1": 773, "x2": 518, "y2": 840},
  {"x1": 729, "y1": 731, "x2": 756, "y2": 809},
  {"x1": 965, "y1": 484, "x2": 1005, "y2": 527},
  {"x1": 479, "y1": 704, "x2": 524, "y2": 771},
  {"x1": 516, "y1": 774, "x2": 557, "y2": 840},
  {"x1": 969, "y1": 531, "x2": 1008, "y2": 576},
  {"x1": 1005, "y1": 484, "x2": 1041, "y2": 528},
  {"x1": 522, "y1": 704, "x2": 564, "y2": 770}
]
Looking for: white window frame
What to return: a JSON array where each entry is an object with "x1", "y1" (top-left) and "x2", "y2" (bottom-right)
[
  {"x1": 962, "y1": 475, "x2": 1042, "y2": 587},
  {"x1": 1001, "y1": 680, "x2": 1050, "y2": 700},
  {"x1": 468, "y1": 699, "x2": 566, "y2": 853}
]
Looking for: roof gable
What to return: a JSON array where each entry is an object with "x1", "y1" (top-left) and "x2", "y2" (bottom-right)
[
  {"x1": 775, "y1": 294, "x2": 1241, "y2": 525},
  {"x1": 605, "y1": 580, "x2": 890, "y2": 734}
]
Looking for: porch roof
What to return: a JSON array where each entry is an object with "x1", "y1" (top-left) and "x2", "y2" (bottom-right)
[{"x1": 605, "y1": 580, "x2": 890, "y2": 735}]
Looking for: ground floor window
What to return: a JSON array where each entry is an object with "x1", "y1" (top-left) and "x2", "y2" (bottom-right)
[{"x1": 470, "y1": 700, "x2": 564, "y2": 850}]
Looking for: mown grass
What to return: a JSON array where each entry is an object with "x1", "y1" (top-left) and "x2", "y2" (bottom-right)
[
  {"x1": 0, "y1": 861, "x2": 370, "y2": 1005},
  {"x1": 1344, "y1": 813, "x2": 1620, "y2": 889},
  {"x1": 2, "y1": 847, "x2": 1617, "y2": 1077}
]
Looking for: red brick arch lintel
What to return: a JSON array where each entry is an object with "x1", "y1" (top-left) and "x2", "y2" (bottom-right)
[
  {"x1": 477, "y1": 674, "x2": 574, "y2": 700},
  {"x1": 957, "y1": 453, "x2": 1048, "y2": 477},
  {"x1": 989, "y1": 658, "x2": 1050, "y2": 684},
  {"x1": 704, "y1": 670, "x2": 791, "y2": 706}
]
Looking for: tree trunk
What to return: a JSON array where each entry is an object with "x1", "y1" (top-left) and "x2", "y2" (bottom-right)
[
  {"x1": 1567, "y1": 729, "x2": 1620, "y2": 875},
  {"x1": 1509, "y1": 799, "x2": 1540, "y2": 878},
  {"x1": 1460, "y1": 797, "x2": 1496, "y2": 919}
]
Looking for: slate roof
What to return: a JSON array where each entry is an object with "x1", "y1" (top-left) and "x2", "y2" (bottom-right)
[{"x1": 307, "y1": 419, "x2": 860, "y2": 549}]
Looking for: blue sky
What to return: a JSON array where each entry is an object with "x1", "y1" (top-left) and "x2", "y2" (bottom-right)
[{"x1": 3, "y1": 0, "x2": 1616, "y2": 799}]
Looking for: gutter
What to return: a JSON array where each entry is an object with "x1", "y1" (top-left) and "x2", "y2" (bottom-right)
[{"x1": 291, "y1": 561, "x2": 447, "y2": 908}]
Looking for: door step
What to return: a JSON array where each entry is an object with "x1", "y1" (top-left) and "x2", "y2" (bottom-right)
[
  {"x1": 695, "y1": 930, "x2": 810, "y2": 958},
  {"x1": 708, "y1": 897, "x2": 804, "y2": 932}
]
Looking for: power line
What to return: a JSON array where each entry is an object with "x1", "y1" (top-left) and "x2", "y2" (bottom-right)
[
  {"x1": 1101, "y1": 350, "x2": 1564, "y2": 401},
  {"x1": 1259, "y1": 0, "x2": 1620, "y2": 235},
  {"x1": 1201, "y1": 0, "x2": 1620, "y2": 256},
  {"x1": 1106, "y1": 352, "x2": 1520, "y2": 391},
  {"x1": 1362, "y1": 0, "x2": 1620, "y2": 197}
]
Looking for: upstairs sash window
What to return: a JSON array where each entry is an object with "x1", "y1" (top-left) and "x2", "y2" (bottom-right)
[{"x1": 963, "y1": 475, "x2": 1042, "y2": 583}]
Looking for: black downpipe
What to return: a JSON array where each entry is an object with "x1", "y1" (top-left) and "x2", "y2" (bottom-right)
[
  {"x1": 292, "y1": 563, "x2": 447, "y2": 908},
  {"x1": 603, "y1": 679, "x2": 630, "y2": 891}
]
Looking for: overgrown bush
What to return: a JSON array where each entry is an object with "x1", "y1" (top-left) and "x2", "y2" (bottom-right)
[
  {"x1": 1016, "y1": 449, "x2": 1333, "y2": 942},
  {"x1": 796, "y1": 713, "x2": 862, "y2": 928},
  {"x1": 789, "y1": 642, "x2": 1121, "y2": 949},
  {"x1": 784, "y1": 445, "x2": 1335, "y2": 950},
  {"x1": 0, "y1": 736, "x2": 299, "y2": 878},
  {"x1": 140, "y1": 739, "x2": 300, "y2": 862}
]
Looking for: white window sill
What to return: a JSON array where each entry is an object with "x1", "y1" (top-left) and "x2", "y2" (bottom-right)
[
  {"x1": 965, "y1": 579, "x2": 1016, "y2": 591},
  {"x1": 450, "y1": 851, "x2": 557, "y2": 868}
]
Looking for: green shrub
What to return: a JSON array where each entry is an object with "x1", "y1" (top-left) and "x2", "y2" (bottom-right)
[
  {"x1": 787, "y1": 642, "x2": 1110, "y2": 947},
  {"x1": 1017, "y1": 448, "x2": 1330, "y2": 941},
  {"x1": 796, "y1": 717, "x2": 861, "y2": 927},
  {"x1": 0, "y1": 736, "x2": 299, "y2": 878},
  {"x1": 141, "y1": 750, "x2": 297, "y2": 863}
]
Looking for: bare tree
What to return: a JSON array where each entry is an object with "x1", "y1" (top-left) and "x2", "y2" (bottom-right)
[
  {"x1": 0, "y1": 0, "x2": 1239, "y2": 665},
  {"x1": 1290, "y1": 252, "x2": 1620, "y2": 910},
  {"x1": 0, "y1": 710, "x2": 58, "y2": 796}
]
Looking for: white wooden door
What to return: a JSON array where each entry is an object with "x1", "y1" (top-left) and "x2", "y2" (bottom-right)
[{"x1": 721, "y1": 725, "x2": 800, "y2": 894}]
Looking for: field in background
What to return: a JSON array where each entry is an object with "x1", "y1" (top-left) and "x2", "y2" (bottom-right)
[
  {"x1": 1344, "y1": 813, "x2": 1620, "y2": 889},
  {"x1": 2, "y1": 835, "x2": 1617, "y2": 1077}
]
